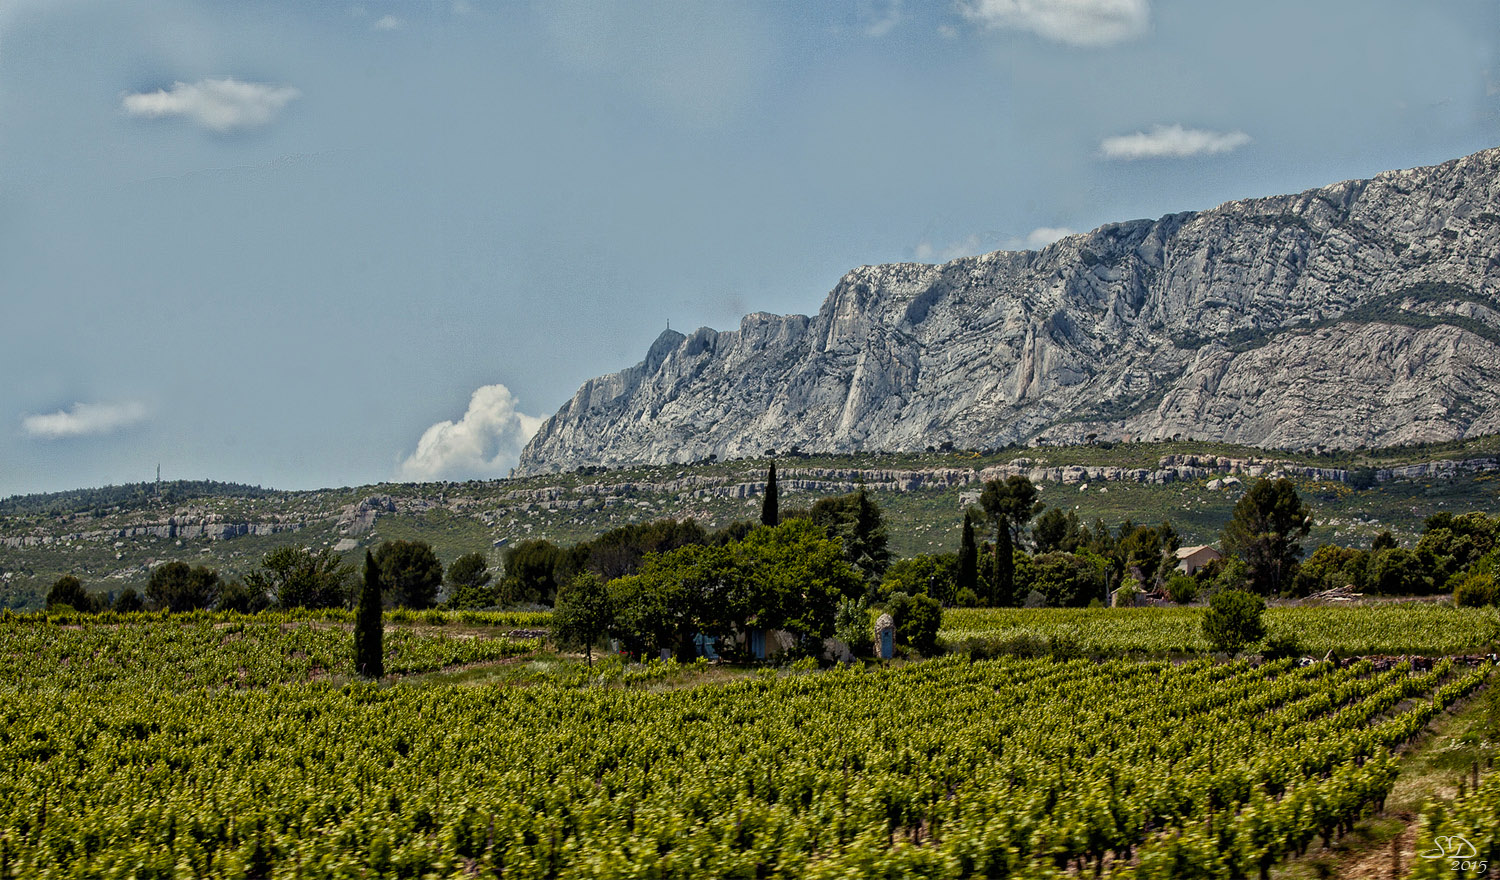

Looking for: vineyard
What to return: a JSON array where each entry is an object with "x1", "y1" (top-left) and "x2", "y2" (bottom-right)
[
  {"x1": 940, "y1": 604, "x2": 1500, "y2": 657},
  {"x1": 0, "y1": 613, "x2": 1491, "y2": 878}
]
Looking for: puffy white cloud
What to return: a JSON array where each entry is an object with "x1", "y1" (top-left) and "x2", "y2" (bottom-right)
[
  {"x1": 22, "y1": 401, "x2": 147, "y2": 439},
  {"x1": 373, "y1": 14, "x2": 402, "y2": 31},
  {"x1": 1024, "y1": 226, "x2": 1076, "y2": 248},
  {"x1": 398, "y1": 384, "x2": 544, "y2": 481},
  {"x1": 121, "y1": 78, "x2": 301, "y2": 132},
  {"x1": 1099, "y1": 124, "x2": 1251, "y2": 160},
  {"x1": 959, "y1": 0, "x2": 1149, "y2": 47}
]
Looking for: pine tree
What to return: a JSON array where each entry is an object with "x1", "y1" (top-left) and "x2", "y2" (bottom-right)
[
  {"x1": 354, "y1": 550, "x2": 384, "y2": 679},
  {"x1": 957, "y1": 510, "x2": 978, "y2": 600},
  {"x1": 761, "y1": 461, "x2": 779, "y2": 527}
]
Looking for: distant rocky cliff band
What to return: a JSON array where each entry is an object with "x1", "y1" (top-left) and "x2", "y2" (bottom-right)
[{"x1": 517, "y1": 148, "x2": 1500, "y2": 475}]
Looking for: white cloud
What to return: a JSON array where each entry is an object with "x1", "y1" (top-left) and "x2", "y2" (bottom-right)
[
  {"x1": 121, "y1": 78, "x2": 301, "y2": 132},
  {"x1": 373, "y1": 14, "x2": 402, "y2": 31},
  {"x1": 959, "y1": 0, "x2": 1149, "y2": 47},
  {"x1": 1099, "y1": 124, "x2": 1251, "y2": 160},
  {"x1": 398, "y1": 384, "x2": 544, "y2": 481},
  {"x1": 862, "y1": 0, "x2": 903, "y2": 38},
  {"x1": 1024, "y1": 226, "x2": 1075, "y2": 248},
  {"x1": 22, "y1": 401, "x2": 147, "y2": 439},
  {"x1": 914, "y1": 234, "x2": 989, "y2": 262}
]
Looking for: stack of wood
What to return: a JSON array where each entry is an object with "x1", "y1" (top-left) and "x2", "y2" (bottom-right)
[{"x1": 1302, "y1": 584, "x2": 1362, "y2": 604}]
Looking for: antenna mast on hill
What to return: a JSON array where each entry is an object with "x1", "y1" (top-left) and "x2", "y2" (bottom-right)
[{"x1": 156, "y1": 464, "x2": 160, "y2": 496}]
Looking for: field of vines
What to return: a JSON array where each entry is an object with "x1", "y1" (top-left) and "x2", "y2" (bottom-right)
[
  {"x1": 0, "y1": 609, "x2": 1490, "y2": 879},
  {"x1": 0, "y1": 616, "x2": 542, "y2": 690},
  {"x1": 940, "y1": 604, "x2": 1500, "y2": 657}
]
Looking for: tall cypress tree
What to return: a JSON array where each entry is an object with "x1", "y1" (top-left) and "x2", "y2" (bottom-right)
[
  {"x1": 354, "y1": 550, "x2": 384, "y2": 679},
  {"x1": 957, "y1": 510, "x2": 978, "y2": 600},
  {"x1": 761, "y1": 461, "x2": 779, "y2": 527}
]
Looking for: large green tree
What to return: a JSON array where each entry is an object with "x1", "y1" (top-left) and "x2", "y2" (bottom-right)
[
  {"x1": 605, "y1": 519, "x2": 860, "y2": 658},
  {"x1": 373, "y1": 540, "x2": 443, "y2": 610},
  {"x1": 1220, "y1": 478, "x2": 1313, "y2": 596},
  {"x1": 500, "y1": 539, "x2": 565, "y2": 605},
  {"x1": 145, "y1": 562, "x2": 221, "y2": 612},
  {"x1": 46, "y1": 575, "x2": 97, "y2": 612},
  {"x1": 445, "y1": 552, "x2": 495, "y2": 609},
  {"x1": 808, "y1": 488, "x2": 890, "y2": 579},
  {"x1": 979, "y1": 476, "x2": 1040, "y2": 605},
  {"x1": 879, "y1": 553, "x2": 957, "y2": 605},
  {"x1": 552, "y1": 572, "x2": 614, "y2": 666},
  {"x1": 247, "y1": 546, "x2": 355, "y2": 610}
]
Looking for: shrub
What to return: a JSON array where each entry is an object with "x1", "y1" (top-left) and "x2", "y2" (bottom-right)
[
  {"x1": 832, "y1": 598, "x2": 871, "y2": 659},
  {"x1": 1452, "y1": 570, "x2": 1499, "y2": 607},
  {"x1": 1165, "y1": 572, "x2": 1199, "y2": 605},
  {"x1": 887, "y1": 592, "x2": 942, "y2": 655},
  {"x1": 1203, "y1": 589, "x2": 1266, "y2": 654},
  {"x1": 955, "y1": 587, "x2": 980, "y2": 608},
  {"x1": 1261, "y1": 631, "x2": 1304, "y2": 660}
]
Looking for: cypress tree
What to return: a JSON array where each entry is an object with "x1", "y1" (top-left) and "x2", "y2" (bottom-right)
[
  {"x1": 957, "y1": 510, "x2": 978, "y2": 599},
  {"x1": 761, "y1": 461, "x2": 779, "y2": 527},
  {"x1": 354, "y1": 550, "x2": 384, "y2": 679}
]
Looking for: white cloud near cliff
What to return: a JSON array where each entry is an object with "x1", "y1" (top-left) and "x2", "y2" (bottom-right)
[
  {"x1": 1100, "y1": 124, "x2": 1250, "y2": 160},
  {"x1": 373, "y1": 15, "x2": 403, "y2": 31},
  {"x1": 915, "y1": 234, "x2": 988, "y2": 262},
  {"x1": 122, "y1": 78, "x2": 301, "y2": 132},
  {"x1": 22, "y1": 401, "x2": 147, "y2": 439},
  {"x1": 1024, "y1": 226, "x2": 1075, "y2": 248},
  {"x1": 959, "y1": 0, "x2": 1149, "y2": 47},
  {"x1": 399, "y1": 384, "x2": 543, "y2": 481}
]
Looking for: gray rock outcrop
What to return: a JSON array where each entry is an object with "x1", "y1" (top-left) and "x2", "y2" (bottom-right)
[{"x1": 518, "y1": 148, "x2": 1500, "y2": 474}]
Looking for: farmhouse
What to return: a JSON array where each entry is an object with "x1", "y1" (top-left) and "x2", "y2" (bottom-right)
[{"x1": 1175, "y1": 544, "x2": 1222, "y2": 576}]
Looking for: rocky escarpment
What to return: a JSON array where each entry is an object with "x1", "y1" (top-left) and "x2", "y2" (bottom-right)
[{"x1": 518, "y1": 148, "x2": 1500, "y2": 474}]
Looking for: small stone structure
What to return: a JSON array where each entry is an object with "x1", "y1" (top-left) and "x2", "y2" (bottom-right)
[{"x1": 874, "y1": 613, "x2": 895, "y2": 660}]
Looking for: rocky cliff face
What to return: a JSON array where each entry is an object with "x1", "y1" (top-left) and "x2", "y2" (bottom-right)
[{"x1": 518, "y1": 148, "x2": 1500, "y2": 475}]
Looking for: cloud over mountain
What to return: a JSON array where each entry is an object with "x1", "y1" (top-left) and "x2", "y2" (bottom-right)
[
  {"x1": 399, "y1": 384, "x2": 543, "y2": 482},
  {"x1": 1100, "y1": 124, "x2": 1251, "y2": 160}
]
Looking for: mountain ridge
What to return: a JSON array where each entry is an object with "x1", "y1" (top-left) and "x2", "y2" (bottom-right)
[{"x1": 518, "y1": 148, "x2": 1500, "y2": 475}]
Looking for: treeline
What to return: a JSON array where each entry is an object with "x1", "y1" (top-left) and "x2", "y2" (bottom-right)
[
  {"x1": 41, "y1": 469, "x2": 1500, "y2": 659},
  {"x1": 0, "y1": 479, "x2": 274, "y2": 518},
  {"x1": 44, "y1": 540, "x2": 478, "y2": 616}
]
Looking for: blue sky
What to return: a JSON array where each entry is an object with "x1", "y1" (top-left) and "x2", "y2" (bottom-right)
[{"x1": 2, "y1": 0, "x2": 1497, "y2": 496}]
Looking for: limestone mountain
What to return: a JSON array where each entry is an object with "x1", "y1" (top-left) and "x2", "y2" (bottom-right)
[{"x1": 517, "y1": 148, "x2": 1500, "y2": 475}]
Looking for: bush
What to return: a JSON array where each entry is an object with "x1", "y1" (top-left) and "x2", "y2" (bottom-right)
[
  {"x1": 1203, "y1": 589, "x2": 1266, "y2": 654},
  {"x1": 1452, "y1": 570, "x2": 1499, "y2": 607},
  {"x1": 832, "y1": 598, "x2": 871, "y2": 658},
  {"x1": 1165, "y1": 572, "x2": 1199, "y2": 605},
  {"x1": 887, "y1": 592, "x2": 942, "y2": 655},
  {"x1": 113, "y1": 588, "x2": 144, "y2": 614},
  {"x1": 1261, "y1": 631, "x2": 1304, "y2": 660},
  {"x1": 955, "y1": 587, "x2": 980, "y2": 608}
]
